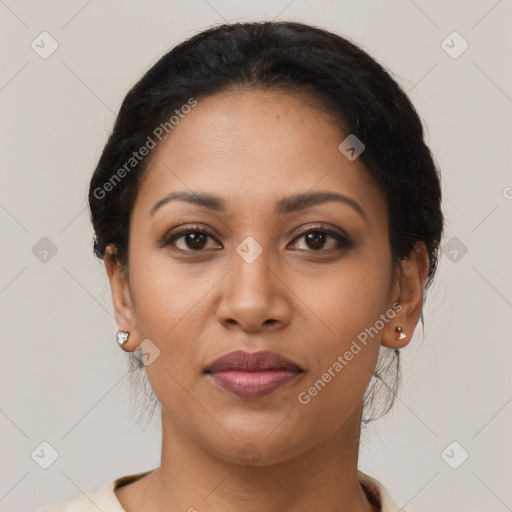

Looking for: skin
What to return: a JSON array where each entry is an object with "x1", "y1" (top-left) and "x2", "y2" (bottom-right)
[{"x1": 105, "y1": 88, "x2": 429, "y2": 512}]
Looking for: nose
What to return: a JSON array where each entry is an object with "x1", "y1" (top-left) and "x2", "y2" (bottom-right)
[{"x1": 216, "y1": 247, "x2": 291, "y2": 333}]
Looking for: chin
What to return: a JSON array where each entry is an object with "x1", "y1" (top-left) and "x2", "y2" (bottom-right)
[{"x1": 203, "y1": 428, "x2": 312, "y2": 468}]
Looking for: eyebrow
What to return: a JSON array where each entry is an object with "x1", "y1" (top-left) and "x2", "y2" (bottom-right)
[{"x1": 150, "y1": 190, "x2": 367, "y2": 221}]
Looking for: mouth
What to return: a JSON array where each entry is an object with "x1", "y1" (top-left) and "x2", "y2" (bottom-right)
[{"x1": 204, "y1": 350, "x2": 305, "y2": 399}]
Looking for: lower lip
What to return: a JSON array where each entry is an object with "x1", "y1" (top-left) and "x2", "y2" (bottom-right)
[{"x1": 208, "y1": 370, "x2": 302, "y2": 399}]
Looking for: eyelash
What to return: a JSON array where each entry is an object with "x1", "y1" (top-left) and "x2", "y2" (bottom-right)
[{"x1": 160, "y1": 224, "x2": 353, "y2": 253}]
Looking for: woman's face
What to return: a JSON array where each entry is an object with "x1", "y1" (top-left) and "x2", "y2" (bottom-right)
[{"x1": 108, "y1": 88, "x2": 414, "y2": 465}]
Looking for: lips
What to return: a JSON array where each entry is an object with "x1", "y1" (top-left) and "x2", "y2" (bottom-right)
[
  {"x1": 205, "y1": 350, "x2": 303, "y2": 373},
  {"x1": 204, "y1": 350, "x2": 304, "y2": 399}
]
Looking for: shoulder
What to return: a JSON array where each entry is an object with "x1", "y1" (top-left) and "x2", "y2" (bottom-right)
[
  {"x1": 37, "y1": 481, "x2": 120, "y2": 512},
  {"x1": 357, "y1": 470, "x2": 408, "y2": 512},
  {"x1": 37, "y1": 470, "x2": 155, "y2": 512}
]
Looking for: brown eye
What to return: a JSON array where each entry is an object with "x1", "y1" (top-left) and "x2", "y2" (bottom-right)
[
  {"x1": 304, "y1": 232, "x2": 328, "y2": 250},
  {"x1": 165, "y1": 228, "x2": 221, "y2": 251},
  {"x1": 290, "y1": 229, "x2": 351, "y2": 251},
  {"x1": 179, "y1": 232, "x2": 208, "y2": 250}
]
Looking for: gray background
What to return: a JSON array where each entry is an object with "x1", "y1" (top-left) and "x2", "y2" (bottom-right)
[{"x1": 1, "y1": 1, "x2": 511, "y2": 511}]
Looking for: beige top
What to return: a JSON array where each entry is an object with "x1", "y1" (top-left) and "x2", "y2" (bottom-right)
[{"x1": 39, "y1": 469, "x2": 408, "y2": 512}]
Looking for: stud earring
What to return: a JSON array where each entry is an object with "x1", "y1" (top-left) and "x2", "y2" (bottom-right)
[
  {"x1": 395, "y1": 326, "x2": 406, "y2": 340},
  {"x1": 116, "y1": 330, "x2": 130, "y2": 351}
]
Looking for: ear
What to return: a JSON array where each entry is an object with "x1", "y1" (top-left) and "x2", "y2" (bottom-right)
[
  {"x1": 105, "y1": 244, "x2": 140, "y2": 352},
  {"x1": 381, "y1": 241, "x2": 430, "y2": 349}
]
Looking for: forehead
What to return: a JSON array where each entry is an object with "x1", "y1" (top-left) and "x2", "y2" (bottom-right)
[{"x1": 133, "y1": 88, "x2": 387, "y2": 222}]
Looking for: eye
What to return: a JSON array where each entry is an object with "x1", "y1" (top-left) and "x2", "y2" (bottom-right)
[
  {"x1": 163, "y1": 226, "x2": 221, "y2": 251},
  {"x1": 289, "y1": 228, "x2": 351, "y2": 251},
  {"x1": 161, "y1": 225, "x2": 351, "y2": 253}
]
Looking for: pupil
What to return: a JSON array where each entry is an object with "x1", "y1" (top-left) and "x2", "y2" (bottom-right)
[
  {"x1": 306, "y1": 232, "x2": 325, "y2": 250},
  {"x1": 187, "y1": 232, "x2": 206, "y2": 250}
]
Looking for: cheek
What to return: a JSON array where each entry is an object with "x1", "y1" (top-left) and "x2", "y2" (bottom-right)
[
  {"x1": 127, "y1": 251, "x2": 212, "y2": 423},
  {"x1": 293, "y1": 287, "x2": 383, "y2": 433},
  {"x1": 291, "y1": 250, "x2": 390, "y2": 399},
  {"x1": 128, "y1": 245, "x2": 215, "y2": 339},
  {"x1": 127, "y1": 246, "x2": 222, "y2": 392},
  {"x1": 293, "y1": 247, "x2": 391, "y2": 340}
]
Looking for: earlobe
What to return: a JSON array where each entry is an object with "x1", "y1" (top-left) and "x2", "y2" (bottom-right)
[
  {"x1": 104, "y1": 244, "x2": 139, "y2": 351},
  {"x1": 382, "y1": 242, "x2": 429, "y2": 349}
]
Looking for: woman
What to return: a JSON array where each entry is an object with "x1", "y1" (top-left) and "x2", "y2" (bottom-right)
[{"x1": 43, "y1": 20, "x2": 443, "y2": 512}]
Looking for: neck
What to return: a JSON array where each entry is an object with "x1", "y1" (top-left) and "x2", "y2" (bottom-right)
[{"x1": 140, "y1": 404, "x2": 377, "y2": 512}]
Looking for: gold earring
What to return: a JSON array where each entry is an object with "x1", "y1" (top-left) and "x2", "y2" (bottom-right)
[{"x1": 395, "y1": 326, "x2": 406, "y2": 340}]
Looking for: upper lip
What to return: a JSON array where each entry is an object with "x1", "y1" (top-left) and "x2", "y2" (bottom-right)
[{"x1": 204, "y1": 350, "x2": 303, "y2": 373}]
